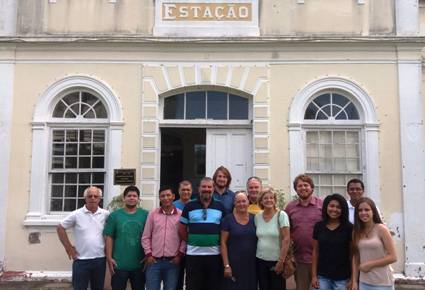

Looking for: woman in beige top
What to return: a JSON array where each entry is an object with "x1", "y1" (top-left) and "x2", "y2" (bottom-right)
[{"x1": 351, "y1": 197, "x2": 397, "y2": 290}]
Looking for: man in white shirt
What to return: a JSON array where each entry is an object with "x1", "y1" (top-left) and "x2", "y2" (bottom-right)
[{"x1": 57, "y1": 186, "x2": 109, "y2": 290}]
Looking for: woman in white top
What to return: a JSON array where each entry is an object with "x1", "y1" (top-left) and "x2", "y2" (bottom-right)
[
  {"x1": 351, "y1": 197, "x2": 397, "y2": 290},
  {"x1": 255, "y1": 187, "x2": 290, "y2": 290}
]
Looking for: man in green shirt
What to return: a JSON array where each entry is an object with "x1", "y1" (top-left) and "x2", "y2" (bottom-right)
[{"x1": 104, "y1": 185, "x2": 149, "y2": 290}]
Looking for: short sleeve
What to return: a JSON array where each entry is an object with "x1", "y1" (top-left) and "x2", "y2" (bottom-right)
[
  {"x1": 180, "y1": 204, "x2": 189, "y2": 225},
  {"x1": 221, "y1": 215, "x2": 232, "y2": 232},
  {"x1": 60, "y1": 211, "x2": 77, "y2": 229},
  {"x1": 313, "y1": 221, "x2": 320, "y2": 240},
  {"x1": 278, "y1": 210, "x2": 290, "y2": 228},
  {"x1": 103, "y1": 211, "x2": 116, "y2": 237}
]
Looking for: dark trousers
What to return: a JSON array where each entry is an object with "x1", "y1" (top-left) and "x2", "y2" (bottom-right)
[
  {"x1": 111, "y1": 268, "x2": 145, "y2": 290},
  {"x1": 72, "y1": 257, "x2": 106, "y2": 290},
  {"x1": 256, "y1": 258, "x2": 286, "y2": 290},
  {"x1": 186, "y1": 255, "x2": 222, "y2": 290},
  {"x1": 176, "y1": 256, "x2": 186, "y2": 290}
]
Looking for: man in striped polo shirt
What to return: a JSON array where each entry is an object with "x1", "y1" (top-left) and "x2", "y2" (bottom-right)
[{"x1": 178, "y1": 177, "x2": 225, "y2": 290}]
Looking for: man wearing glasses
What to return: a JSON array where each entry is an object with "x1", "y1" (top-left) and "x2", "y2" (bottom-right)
[
  {"x1": 57, "y1": 186, "x2": 109, "y2": 290},
  {"x1": 179, "y1": 177, "x2": 225, "y2": 290}
]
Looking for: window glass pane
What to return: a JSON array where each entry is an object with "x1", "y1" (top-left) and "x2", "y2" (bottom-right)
[
  {"x1": 53, "y1": 101, "x2": 67, "y2": 118},
  {"x1": 93, "y1": 102, "x2": 108, "y2": 118},
  {"x1": 52, "y1": 173, "x2": 64, "y2": 183},
  {"x1": 65, "y1": 157, "x2": 77, "y2": 168},
  {"x1": 333, "y1": 175, "x2": 346, "y2": 186},
  {"x1": 333, "y1": 131, "x2": 345, "y2": 144},
  {"x1": 79, "y1": 144, "x2": 91, "y2": 155},
  {"x1": 319, "y1": 144, "x2": 332, "y2": 158},
  {"x1": 65, "y1": 173, "x2": 77, "y2": 183},
  {"x1": 93, "y1": 130, "x2": 105, "y2": 142},
  {"x1": 52, "y1": 144, "x2": 64, "y2": 156},
  {"x1": 52, "y1": 157, "x2": 64, "y2": 169},
  {"x1": 306, "y1": 131, "x2": 318, "y2": 143},
  {"x1": 307, "y1": 157, "x2": 319, "y2": 170},
  {"x1": 53, "y1": 130, "x2": 65, "y2": 142},
  {"x1": 319, "y1": 158, "x2": 332, "y2": 171},
  {"x1": 92, "y1": 157, "x2": 104, "y2": 168},
  {"x1": 51, "y1": 199, "x2": 63, "y2": 211},
  {"x1": 70, "y1": 104, "x2": 80, "y2": 115},
  {"x1": 82, "y1": 92, "x2": 98, "y2": 106},
  {"x1": 321, "y1": 105, "x2": 331, "y2": 118},
  {"x1": 65, "y1": 110, "x2": 77, "y2": 118},
  {"x1": 80, "y1": 130, "x2": 92, "y2": 142},
  {"x1": 229, "y1": 94, "x2": 248, "y2": 120},
  {"x1": 333, "y1": 144, "x2": 346, "y2": 158},
  {"x1": 65, "y1": 185, "x2": 77, "y2": 197},
  {"x1": 79, "y1": 173, "x2": 92, "y2": 184},
  {"x1": 207, "y1": 91, "x2": 227, "y2": 120},
  {"x1": 66, "y1": 130, "x2": 78, "y2": 142},
  {"x1": 82, "y1": 104, "x2": 95, "y2": 118},
  {"x1": 332, "y1": 93, "x2": 349, "y2": 108},
  {"x1": 63, "y1": 92, "x2": 80, "y2": 106},
  {"x1": 64, "y1": 199, "x2": 77, "y2": 211},
  {"x1": 79, "y1": 157, "x2": 91, "y2": 168},
  {"x1": 307, "y1": 144, "x2": 318, "y2": 158},
  {"x1": 93, "y1": 143, "x2": 105, "y2": 155},
  {"x1": 334, "y1": 158, "x2": 346, "y2": 171},
  {"x1": 78, "y1": 186, "x2": 86, "y2": 197},
  {"x1": 66, "y1": 144, "x2": 78, "y2": 155},
  {"x1": 346, "y1": 131, "x2": 359, "y2": 144},
  {"x1": 93, "y1": 173, "x2": 105, "y2": 183},
  {"x1": 51, "y1": 185, "x2": 63, "y2": 198},
  {"x1": 347, "y1": 158, "x2": 360, "y2": 171},
  {"x1": 316, "y1": 111, "x2": 328, "y2": 120},
  {"x1": 346, "y1": 145, "x2": 359, "y2": 158},
  {"x1": 319, "y1": 131, "x2": 331, "y2": 143},
  {"x1": 313, "y1": 94, "x2": 330, "y2": 108},
  {"x1": 186, "y1": 92, "x2": 206, "y2": 119},
  {"x1": 319, "y1": 175, "x2": 332, "y2": 186},
  {"x1": 78, "y1": 199, "x2": 85, "y2": 208},
  {"x1": 345, "y1": 103, "x2": 359, "y2": 120},
  {"x1": 164, "y1": 94, "x2": 184, "y2": 119},
  {"x1": 304, "y1": 103, "x2": 317, "y2": 119}
]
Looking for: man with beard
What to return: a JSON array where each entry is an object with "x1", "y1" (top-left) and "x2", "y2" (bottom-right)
[
  {"x1": 285, "y1": 174, "x2": 323, "y2": 290},
  {"x1": 179, "y1": 177, "x2": 225, "y2": 290},
  {"x1": 212, "y1": 166, "x2": 235, "y2": 215},
  {"x1": 104, "y1": 185, "x2": 149, "y2": 290},
  {"x1": 246, "y1": 176, "x2": 262, "y2": 215}
]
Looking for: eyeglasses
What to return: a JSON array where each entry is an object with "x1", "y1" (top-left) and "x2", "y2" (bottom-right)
[
  {"x1": 202, "y1": 208, "x2": 207, "y2": 220},
  {"x1": 86, "y1": 195, "x2": 101, "y2": 199}
]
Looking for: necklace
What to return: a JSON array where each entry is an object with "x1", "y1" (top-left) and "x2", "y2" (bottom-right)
[{"x1": 363, "y1": 224, "x2": 375, "y2": 238}]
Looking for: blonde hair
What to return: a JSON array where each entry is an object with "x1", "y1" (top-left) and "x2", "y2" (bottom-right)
[{"x1": 257, "y1": 187, "x2": 277, "y2": 210}]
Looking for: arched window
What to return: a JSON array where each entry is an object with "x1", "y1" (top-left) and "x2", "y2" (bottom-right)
[
  {"x1": 163, "y1": 91, "x2": 249, "y2": 120},
  {"x1": 304, "y1": 92, "x2": 362, "y2": 196},
  {"x1": 289, "y1": 78, "x2": 379, "y2": 201},
  {"x1": 49, "y1": 91, "x2": 108, "y2": 212},
  {"x1": 25, "y1": 76, "x2": 123, "y2": 225}
]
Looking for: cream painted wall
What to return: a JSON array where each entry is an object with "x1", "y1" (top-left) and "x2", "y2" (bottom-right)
[
  {"x1": 1, "y1": 44, "x2": 408, "y2": 272},
  {"x1": 5, "y1": 63, "x2": 142, "y2": 270},
  {"x1": 14, "y1": 0, "x2": 395, "y2": 36}
]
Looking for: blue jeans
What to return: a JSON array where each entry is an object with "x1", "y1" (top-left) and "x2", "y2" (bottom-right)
[
  {"x1": 72, "y1": 257, "x2": 106, "y2": 290},
  {"x1": 145, "y1": 258, "x2": 179, "y2": 290},
  {"x1": 317, "y1": 275, "x2": 348, "y2": 290},
  {"x1": 111, "y1": 268, "x2": 145, "y2": 290},
  {"x1": 359, "y1": 282, "x2": 395, "y2": 290}
]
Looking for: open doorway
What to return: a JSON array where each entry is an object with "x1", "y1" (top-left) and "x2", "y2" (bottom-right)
[{"x1": 160, "y1": 128, "x2": 205, "y2": 197}]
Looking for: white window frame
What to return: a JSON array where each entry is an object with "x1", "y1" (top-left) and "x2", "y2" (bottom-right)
[
  {"x1": 24, "y1": 76, "x2": 123, "y2": 226},
  {"x1": 288, "y1": 77, "x2": 380, "y2": 204}
]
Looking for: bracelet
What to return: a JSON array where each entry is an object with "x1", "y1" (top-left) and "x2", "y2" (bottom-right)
[{"x1": 224, "y1": 264, "x2": 230, "y2": 268}]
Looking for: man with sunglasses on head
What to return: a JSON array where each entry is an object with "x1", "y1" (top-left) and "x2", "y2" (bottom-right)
[
  {"x1": 57, "y1": 186, "x2": 109, "y2": 290},
  {"x1": 178, "y1": 177, "x2": 225, "y2": 290}
]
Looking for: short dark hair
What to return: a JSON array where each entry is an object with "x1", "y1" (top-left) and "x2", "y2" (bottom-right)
[
  {"x1": 159, "y1": 186, "x2": 173, "y2": 195},
  {"x1": 213, "y1": 166, "x2": 232, "y2": 187},
  {"x1": 123, "y1": 185, "x2": 140, "y2": 197},
  {"x1": 347, "y1": 178, "x2": 364, "y2": 191},
  {"x1": 322, "y1": 193, "x2": 349, "y2": 225},
  {"x1": 293, "y1": 174, "x2": 315, "y2": 190},
  {"x1": 246, "y1": 176, "x2": 262, "y2": 186},
  {"x1": 179, "y1": 180, "x2": 192, "y2": 188}
]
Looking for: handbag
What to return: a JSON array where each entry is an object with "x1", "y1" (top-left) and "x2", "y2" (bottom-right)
[{"x1": 277, "y1": 210, "x2": 296, "y2": 279}]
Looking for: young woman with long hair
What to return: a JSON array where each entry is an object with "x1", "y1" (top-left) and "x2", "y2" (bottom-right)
[
  {"x1": 351, "y1": 197, "x2": 396, "y2": 290},
  {"x1": 311, "y1": 193, "x2": 353, "y2": 290}
]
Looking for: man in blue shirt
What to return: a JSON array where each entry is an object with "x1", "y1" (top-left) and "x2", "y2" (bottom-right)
[
  {"x1": 212, "y1": 166, "x2": 235, "y2": 215},
  {"x1": 173, "y1": 180, "x2": 193, "y2": 211}
]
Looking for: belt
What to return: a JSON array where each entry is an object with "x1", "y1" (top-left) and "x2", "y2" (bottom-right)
[{"x1": 154, "y1": 256, "x2": 174, "y2": 260}]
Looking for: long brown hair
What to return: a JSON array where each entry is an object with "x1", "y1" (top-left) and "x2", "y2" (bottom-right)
[{"x1": 352, "y1": 197, "x2": 383, "y2": 255}]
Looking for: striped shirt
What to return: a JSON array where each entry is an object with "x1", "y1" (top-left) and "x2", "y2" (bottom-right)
[{"x1": 180, "y1": 198, "x2": 225, "y2": 255}]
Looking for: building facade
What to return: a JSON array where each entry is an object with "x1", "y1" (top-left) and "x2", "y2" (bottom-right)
[{"x1": 0, "y1": 0, "x2": 424, "y2": 279}]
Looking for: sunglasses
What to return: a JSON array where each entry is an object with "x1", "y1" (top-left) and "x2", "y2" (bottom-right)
[{"x1": 202, "y1": 208, "x2": 207, "y2": 220}]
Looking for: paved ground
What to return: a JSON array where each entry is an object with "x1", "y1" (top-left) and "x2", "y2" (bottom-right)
[{"x1": 1, "y1": 281, "x2": 425, "y2": 290}]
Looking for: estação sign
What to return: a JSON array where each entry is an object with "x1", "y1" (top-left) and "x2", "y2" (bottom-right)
[{"x1": 162, "y1": 3, "x2": 252, "y2": 21}]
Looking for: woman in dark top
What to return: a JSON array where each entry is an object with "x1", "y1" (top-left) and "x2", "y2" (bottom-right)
[
  {"x1": 220, "y1": 191, "x2": 258, "y2": 290},
  {"x1": 312, "y1": 193, "x2": 353, "y2": 290}
]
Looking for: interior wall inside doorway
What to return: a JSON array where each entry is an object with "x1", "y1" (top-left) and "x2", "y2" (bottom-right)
[{"x1": 160, "y1": 128, "x2": 205, "y2": 196}]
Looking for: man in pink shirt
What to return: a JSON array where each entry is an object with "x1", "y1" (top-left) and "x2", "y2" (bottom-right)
[
  {"x1": 142, "y1": 187, "x2": 186, "y2": 290},
  {"x1": 285, "y1": 174, "x2": 323, "y2": 290}
]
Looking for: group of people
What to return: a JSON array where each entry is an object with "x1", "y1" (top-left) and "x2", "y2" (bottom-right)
[{"x1": 57, "y1": 166, "x2": 397, "y2": 290}]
